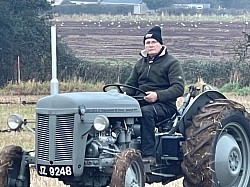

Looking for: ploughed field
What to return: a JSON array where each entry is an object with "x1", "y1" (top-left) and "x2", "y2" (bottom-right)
[{"x1": 56, "y1": 20, "x2": 248, "y2": 62}]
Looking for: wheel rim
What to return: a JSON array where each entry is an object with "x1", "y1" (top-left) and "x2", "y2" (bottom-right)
[
  {"x1": 125, "y1": 160, "x2": 143, "y2": 187},
  {"x1": 215, "y1": 122, "x2": 250, "y2": 187}
]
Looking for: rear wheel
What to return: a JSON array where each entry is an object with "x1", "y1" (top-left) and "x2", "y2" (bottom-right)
[
  {"x1": 0, "y1": 145, "x2": 30, "y2": 187},
  {"x1": 182, "y1": 99, "x2": 250, "y2": 187},
  {"x1": 110, "y1": 148, "x2": 145, "y2": 187}
]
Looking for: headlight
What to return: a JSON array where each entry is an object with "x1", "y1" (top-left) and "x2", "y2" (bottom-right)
[
  {"x1": 7, "y1": 114, "x2": 24, "y2": 130},
  {"x1": 93, "y1": 115, "x2": 109, "y2": 131}
]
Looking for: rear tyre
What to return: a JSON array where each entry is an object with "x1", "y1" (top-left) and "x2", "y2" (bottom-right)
[
  {"x1": 182, "y1": 99, "x2": 250, "y2": 187},
  {"x1": 110, "y1": 148, "x2": 145, "y2": 187},
  {"x1": 0, "y1": 145, "x2": 30, "y2": 187}
]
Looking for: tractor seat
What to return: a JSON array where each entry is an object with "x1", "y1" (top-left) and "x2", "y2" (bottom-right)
[
  {"x1": 155, "y1": 113, "x2": 177, "y2": 133},
  {"x1": 131, "y1": 113, "x2": 178, "y2": 138}
]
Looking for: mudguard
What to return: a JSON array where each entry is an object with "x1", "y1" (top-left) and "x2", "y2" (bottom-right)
[{"x1": 178, "y1": 90, "x2": 226, "y2": 136}]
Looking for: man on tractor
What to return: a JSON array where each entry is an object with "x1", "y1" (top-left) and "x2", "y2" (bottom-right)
[{"x1": 124, "y1": 26, "x2": 185, "y2": 165}]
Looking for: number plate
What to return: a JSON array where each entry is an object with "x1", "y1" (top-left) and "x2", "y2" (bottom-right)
[{"x1": 38, "y1": 165, "x2": 73, "y2": 177}]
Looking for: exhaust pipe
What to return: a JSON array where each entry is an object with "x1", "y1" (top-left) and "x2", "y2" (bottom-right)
[{"x1": 50, "y1": 25, "x2": 59, "y2": 95}]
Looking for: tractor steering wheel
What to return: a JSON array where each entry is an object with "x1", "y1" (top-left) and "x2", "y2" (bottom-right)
[{"x1": 103, "y1": 83, "x2": 147, "y2": 101}]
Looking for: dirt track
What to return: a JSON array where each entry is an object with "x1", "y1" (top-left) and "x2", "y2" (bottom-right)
[{"x1": 56, "y1": 20, "x2": 248, "y2": 62}]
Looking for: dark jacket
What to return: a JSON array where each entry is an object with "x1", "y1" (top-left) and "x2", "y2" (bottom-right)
[{"x1": 125, "y1": 46, "x2": 185, "y2": 111}]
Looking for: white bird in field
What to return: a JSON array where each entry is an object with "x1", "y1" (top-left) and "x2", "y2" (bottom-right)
[
  {"x1": 137, "y1": 25, "x2": 141, "y2": 29},
  {"x1": 181, "y1": 23, "x2": 186, "y2": 27}
]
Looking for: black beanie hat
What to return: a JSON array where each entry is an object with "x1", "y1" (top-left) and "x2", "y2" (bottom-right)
[{"x1": 143, "y1": 26, "x2": 163, "y2": 45}]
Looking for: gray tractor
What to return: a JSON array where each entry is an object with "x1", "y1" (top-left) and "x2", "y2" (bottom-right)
[{"x1": 1, "y1": 83, "x2": 250, "y2": 187}]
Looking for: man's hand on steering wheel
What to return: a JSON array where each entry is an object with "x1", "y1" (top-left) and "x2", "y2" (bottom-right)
[
  {"x1": 103, "y1": 83, "x2": 147, "y2": 101},
  {"x1": 144, "y1": 91, "x2": 158, "y2": 103}
]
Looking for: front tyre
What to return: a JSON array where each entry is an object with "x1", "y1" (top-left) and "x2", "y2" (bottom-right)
[
  {"x1": 110, "y1": 149, "x2": 145, "y2": 187},
  {"x1": 182, "y1": 99, "x2": 250, "y2": 187},
  {"x1": 0, "y1": 145, "x2": 30, "y2": 187}
]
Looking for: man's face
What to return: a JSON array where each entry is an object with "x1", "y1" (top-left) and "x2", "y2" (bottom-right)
[{"x1": 144, "y1": 38, "x2": 162, "y2": 56}]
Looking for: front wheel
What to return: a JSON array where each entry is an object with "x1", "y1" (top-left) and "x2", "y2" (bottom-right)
[
  {"x1": 110, "y1": 148, "x2": 145, "y2": 187},
  {"x1": 0, "y1": 145, "x2": 30, "y2": 187},
  {"x1": 182, "y1": 99, "x2": 250, "y2": 187}
]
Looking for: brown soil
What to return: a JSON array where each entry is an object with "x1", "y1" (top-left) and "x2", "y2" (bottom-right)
[{"x1": 56, "y1": 20, "x2": 247, "y2": 61}]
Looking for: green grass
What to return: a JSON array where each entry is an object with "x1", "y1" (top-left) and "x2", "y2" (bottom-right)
[{"x1": 219, "y1": 83, "x2": 250, "y2": 96}]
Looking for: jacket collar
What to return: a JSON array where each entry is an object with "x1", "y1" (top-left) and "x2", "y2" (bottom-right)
[{"x1": 140, "y1": 45, "x2": 168, "y2": 58}]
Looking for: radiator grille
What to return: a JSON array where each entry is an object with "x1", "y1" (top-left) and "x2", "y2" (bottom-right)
[
  {"x1": 37, "y1": 114, "x2": 50, "y2": 161},
  {"x1": 37, "y1": 114, "x2": 74, "y2": 162},
  {"x1": 55, "y1": 114, "x2": 74, "y2": 161}
]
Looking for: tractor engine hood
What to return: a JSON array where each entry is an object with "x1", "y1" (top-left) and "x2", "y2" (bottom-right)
[{"x1": 36, "y1": 91, "x2": 142, "y2": 118}]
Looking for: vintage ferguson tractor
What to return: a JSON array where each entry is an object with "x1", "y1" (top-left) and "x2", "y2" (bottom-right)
[{"x1": 0, "y1": 83, "x2": 250, "y2": 187}]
